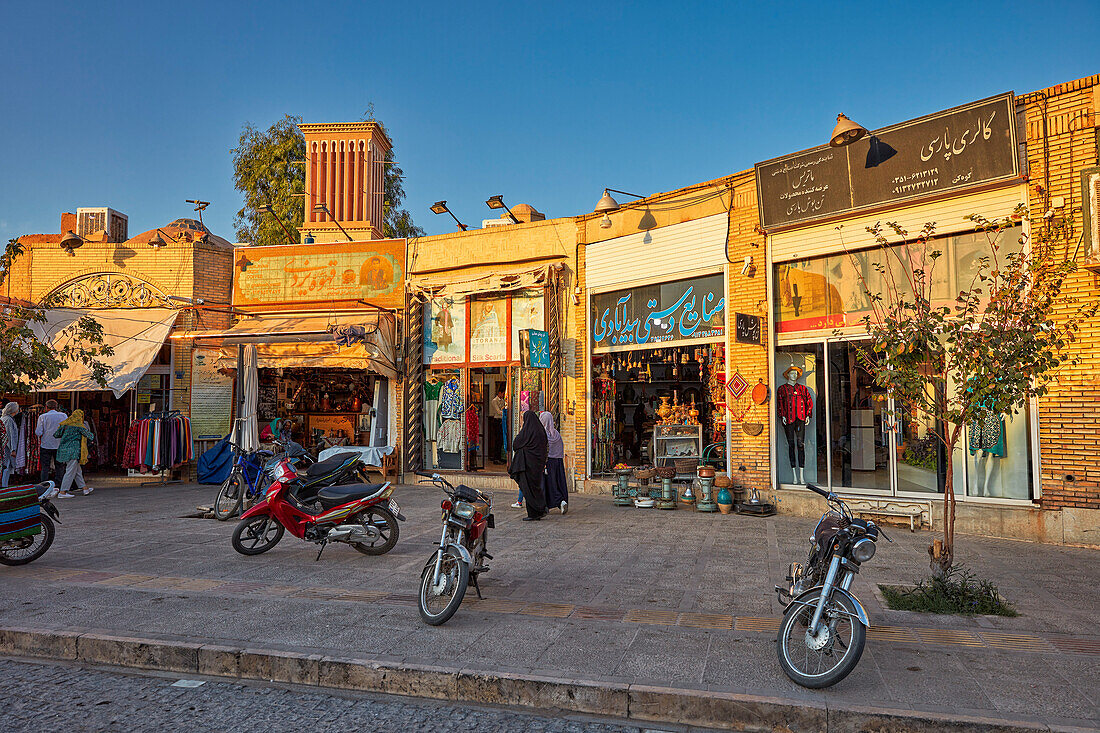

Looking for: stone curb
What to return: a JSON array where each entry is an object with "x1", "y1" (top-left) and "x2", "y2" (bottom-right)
[{"x1": 0, "y1": 626, "x2": 1074, "y2": 732}]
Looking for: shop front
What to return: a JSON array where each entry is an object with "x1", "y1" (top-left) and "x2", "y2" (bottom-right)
[
  {"x1": 417, "y1": 276, "x2": 555, "y2": 475},
  {"x1": 583, "y1": 212, "x2": 734, "y2": 480},
  {"x1": 757, "y1": 93, "x2": 1037, "y2": 513}
]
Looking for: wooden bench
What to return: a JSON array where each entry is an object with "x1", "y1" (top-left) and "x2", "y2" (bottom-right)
[{"x1": 845, "y1": 498, "x2": 931, "y2": 531}]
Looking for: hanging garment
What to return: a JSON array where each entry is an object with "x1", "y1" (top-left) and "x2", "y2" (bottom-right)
[
  {"x1": 439, "y1": 378, "x2": 463, "y2": 420},
  {"x1": 423, "y1": 381, "x2": 442, "y2": 442},
  {"x1": 777, "y1": 382, "x2": 813, "y2": 423},
  {"x1": 466, "y1": 407, "x2": 480, "y2": 450},
  {"x1": 438, "y1": 419, "x2": 464, "y2": 454},
  {"x1": 968, "y1": 408, "x2": 1005, "y2": 458}
]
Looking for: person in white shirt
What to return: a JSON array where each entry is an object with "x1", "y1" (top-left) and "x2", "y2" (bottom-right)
[
  {"x1": 35, "y1": 400, "x2": 67, "y2": 487},
  {"x1": 488, "y1": 385, "x2": 507, "y2": 466}
]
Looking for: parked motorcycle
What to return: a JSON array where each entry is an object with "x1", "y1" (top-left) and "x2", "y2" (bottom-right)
[
  {"x1": 231, "y1": 457, "x2": 404, "y2": 558},
  {"x1": 0, "y1": 482, "x2": 61, "y2": 566},
  {"x1": 774, "y1": 483, "x2": 889, "y2": 688},
  {"x1": 415, "y1": 471, "x2": 494, "y2": 626}
]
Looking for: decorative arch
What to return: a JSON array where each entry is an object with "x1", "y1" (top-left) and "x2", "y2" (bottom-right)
[{"x1": 42, "y1": 271, "x2": 175, "y2": 309}]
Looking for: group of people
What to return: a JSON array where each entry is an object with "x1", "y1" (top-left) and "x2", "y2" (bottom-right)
[
  {"x1": 0, "y1": 399, "x2": 96, "y2": 498},
  {"x1": 509, "y1": 409, "x2": 569, "y2": 521}
]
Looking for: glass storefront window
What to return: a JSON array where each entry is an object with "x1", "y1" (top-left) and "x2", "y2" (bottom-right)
[
  {"x1": 964, "y1": 403, "x2": 1032, "y2": 500},
  {"x1": 424, "y1": 297, "x2": 466, "y2": 365},
  {"x1": 423, "y1": 369, "x2": 463, "y2": 471},
  {"x1": 775, "y1": 344, "x2": 826, "y2": 485},
  {"x1": 827, "y1": 341, "x2": 891, "y2": 491}
]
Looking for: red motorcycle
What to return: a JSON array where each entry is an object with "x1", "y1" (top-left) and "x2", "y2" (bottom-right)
[
  {"x1": 415, "y1": 471, "x2": 494, "y2": 625},
  {"x1": 231, "y1": 457, "x2": 404, "y2": 559}
]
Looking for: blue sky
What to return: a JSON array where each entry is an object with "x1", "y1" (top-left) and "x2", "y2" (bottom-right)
[{"x1": 2, "y1": 1, "x2": 1098, "y2": 243}]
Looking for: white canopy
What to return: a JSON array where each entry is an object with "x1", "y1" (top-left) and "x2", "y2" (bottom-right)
[{"x1": 30, "y1": 308, "x2": 179, "y2": 398}]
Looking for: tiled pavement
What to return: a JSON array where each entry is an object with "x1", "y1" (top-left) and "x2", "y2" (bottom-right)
[{"x1": 1, "y1": 481, "x2": 1097, "y2": 728}]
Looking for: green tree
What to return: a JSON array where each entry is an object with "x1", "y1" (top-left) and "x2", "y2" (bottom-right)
[
  {"x1": 0, "y1": 239, "x2": 113, "y2": 394},
  {"x1": 231, "y1": 115, "x2": 306, "y2": 247},
  {"x1": 847, "y1": 209, "x2": 1095, "y2": 571},
  {"x1": 231, "y1": 113, "x2": 424, "y2": 245}
]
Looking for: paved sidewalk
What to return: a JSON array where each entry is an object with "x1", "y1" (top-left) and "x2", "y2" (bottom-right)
[{"x1": 0, "y1": 482, "x2": 1097, "y2": 730}]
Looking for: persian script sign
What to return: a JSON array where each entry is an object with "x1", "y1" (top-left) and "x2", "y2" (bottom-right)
[
  {"x1": 756, "y1": 93, "x2": 1018, "y2": 229},
  {"x1": 591, "y1": 274, "x2": 726, "y2": 353},
  {"x1": 233, "y1": 239, "x2": 406, "y2": 308}
]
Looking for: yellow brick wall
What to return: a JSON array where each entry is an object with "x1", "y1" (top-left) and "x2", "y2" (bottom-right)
[{"x1": 1021, "y1": 74, "x2": 1100, "y2": 510}]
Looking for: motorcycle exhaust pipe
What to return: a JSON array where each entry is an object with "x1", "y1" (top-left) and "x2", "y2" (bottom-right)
[{"x1": 327, "y1": 525, "x2": 374, "y2": 543}]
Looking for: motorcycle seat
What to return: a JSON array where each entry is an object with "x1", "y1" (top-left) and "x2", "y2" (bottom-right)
[
  {"x1": 303, "y1": 453, "x2": 359, "y2": 477},
  {"x1": 315, "y1": 482, "x2": 388, "y2": 506}
]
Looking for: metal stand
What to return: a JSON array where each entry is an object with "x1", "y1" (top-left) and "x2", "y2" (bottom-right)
[
  {"x1": 657, "y1": 477, "x2": 677, "y2": 509},
  {"x1": 140, "y1": 470, "x2": 182, "y2": 488},
  {"x1": 613, "y1": 469, "x2": 634, "y2": 506},
  {"x1": 695, "y1": 476, "x2": 717, "y2": 512}
]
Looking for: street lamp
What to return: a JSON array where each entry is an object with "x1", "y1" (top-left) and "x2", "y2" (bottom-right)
[
  {"x1": 147, "y1": 228, "x2": 179, "y2": 249},
  {"x1": 485, "y1": 194, "x2": 520, "y2": 225},
  {"x1": 256, "y1": 203, "x2": 298, "y2": 244},
  {"x1": 593, "y1": 188, "x2": 645, "y2": 229},
  {"x1": 829, "y1": 114, "x2": 869, "y2": 147},
  {"x1": 430, "y1": 200, "x2": 469, "y2": 231},
  {"x1": 312, "y1": 203, "x2": 354, "y2": 242}
]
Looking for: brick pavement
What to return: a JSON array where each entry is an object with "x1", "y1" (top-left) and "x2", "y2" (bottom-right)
[
  {"x1": 0, "y1": 657, "x2": 653, "y2": 733},
  {"x1": 0, "y1": 482, "x2": 1097, "y2": 730}
]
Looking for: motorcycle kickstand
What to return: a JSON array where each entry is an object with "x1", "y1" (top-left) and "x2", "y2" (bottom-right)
[
  {"x1": 315, "y1": 539, "x2": 328, "y2": 561},
  {"x1": 471, "y1": 572, "x2": 484, "y2": 600}
]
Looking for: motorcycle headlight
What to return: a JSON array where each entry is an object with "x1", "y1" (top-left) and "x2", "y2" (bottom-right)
[
  {"x1": 851, "y1": 537, "x2": 876, "y2": 563},
  {"x1": 453, "y1": 501, "x2": 476, "y2": 519}
]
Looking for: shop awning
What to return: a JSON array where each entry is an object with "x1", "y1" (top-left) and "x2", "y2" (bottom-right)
[
  {"x1": 410, "y1": 263, "x2": 559, "y2": 299},
  {"x1": 175, "y1": 312, "x2": 397, "y2": 379},
  {"x1": 29, "y1": 308, "x2": 179, "y2": 398}
]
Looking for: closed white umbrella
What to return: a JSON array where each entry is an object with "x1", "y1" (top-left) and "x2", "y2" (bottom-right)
[{"x1": 234, "y1": 344, "x2": 260, "y2": 452}]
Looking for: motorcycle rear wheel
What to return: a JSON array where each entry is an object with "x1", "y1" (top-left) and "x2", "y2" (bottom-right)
[
  {"x1": 0, "y1": 514, "x2": 54, "y2": 566},
  {"x1": 214, "y1": 472, "x2": 243, "y2": 520},
  {"x1": 418, "y1": 548, "x2": 469, "y2": 626},
  {"x1": 350, "y1": 505, "x2": 399, "y2": 556},
  {"x1": 777, "y1": 590, "x2": 866, "y2": 688},
  {"x1": 231, "y1": 515, "x2": 284, "y2": 555}
]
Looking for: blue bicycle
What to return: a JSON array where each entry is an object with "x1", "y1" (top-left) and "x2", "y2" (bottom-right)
[{"x1": 213, "y1": 445, "x2": 275, "y2": 521}]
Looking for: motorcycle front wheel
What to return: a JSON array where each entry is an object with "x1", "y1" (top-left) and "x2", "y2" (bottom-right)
[
  {"x1": 417, "y1": 548, "x2": 469, "y2": 626},
  {"x1": 777, "y1": 590, "x2": 866, "y2": 688},
  {"x1": 0, "y1": 513, "x2": 55, "y2": 566},
  {"x1": 231, "y1": 515, "x2": 284, "y2": 555},
  {"x1": 213, "y1": 471, "x2": 243, "y2": 520},
  {"x1": 350, "y1": 505, "x2": 399, "y2": 556}
]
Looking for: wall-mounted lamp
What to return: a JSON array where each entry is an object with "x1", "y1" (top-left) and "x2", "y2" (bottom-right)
[
  {"x1": 829, "y1": 114, "x2": 869, "y2": 147},
  {"x1": 430, "y1": 200, "x2": 469, "y2": 231},
  {"x1": 593, "y1": 188, "x2": 645, "y2": 230},
  {"x1": 148, "y1": 229, "x2": 180, "y2": 250},
  {"x1": 485, "y1": 194, "x2": 520, "y2": 224},
  {"x1": 312, "y1": 203, "x2": 354, "y2": 242},
  {"x1": 60, "y1": 230, "x2": 84, "y2": 255},
  {"x1": 257, "y1": 203, "x2": 298, "y2": 244}
]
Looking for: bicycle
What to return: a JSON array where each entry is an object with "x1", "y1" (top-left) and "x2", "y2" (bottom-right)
[{"x1": 213, "y1": 445, "x2": 275, "y2": 521}]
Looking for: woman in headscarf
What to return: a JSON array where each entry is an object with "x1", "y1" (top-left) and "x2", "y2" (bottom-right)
[
  {"x1": 54, "y1": 409, "x2": 94, "y2": 498},
  {"x1": 1, "y1": 402, "x2": 19, "y2": 488},
  {"x1": 539, "y1": 411, "x2": 568, "y2": 515},
  {"x1": 509, "y1": 409, "x2": 548, "y2": 521}
]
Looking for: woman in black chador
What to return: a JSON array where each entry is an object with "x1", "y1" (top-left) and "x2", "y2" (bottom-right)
[{"x1": 509, "y1": 410, "x2": 548, "y2": 521}]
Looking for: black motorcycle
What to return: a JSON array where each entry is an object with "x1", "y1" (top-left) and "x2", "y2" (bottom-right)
[
  {"x1": 0, "y1": 482, "x2": 61, "y2": 566},
  {"x1": 774, "y1": 483, "x2": 890, "y2": 688}
]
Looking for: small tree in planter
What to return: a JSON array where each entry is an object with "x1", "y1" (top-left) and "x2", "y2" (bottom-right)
[
  {"x1": 0, "y1": 238, "x2": 113, "y2": 394},
  {"x1": 844, "y1": 208, "x2": 1095, "y2": 571}
]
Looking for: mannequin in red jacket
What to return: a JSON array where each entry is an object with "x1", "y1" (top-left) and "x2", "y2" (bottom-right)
[{"x1": 777, "y1": 365, "x2": 813, "y2": 484}]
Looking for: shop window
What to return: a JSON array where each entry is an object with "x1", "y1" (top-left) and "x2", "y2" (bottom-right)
[
  {"x1": 775, "y1": 344, "x2": 826, "y2": 485},
  {"x1": 963, "y1": 402, "x2": 1032, "y2": 500},
  {"x1": 423, "y1": 369, "x2": 463, "y2": 470},
  {"x1": 423, "y1": 297, "x2": 466, "y2": 365},
  {"x1": 469, "y1": 298, "x2": 508, "y2": 362}
]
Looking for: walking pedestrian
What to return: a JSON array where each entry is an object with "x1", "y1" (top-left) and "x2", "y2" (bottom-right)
[
  {"x1": 1, "y1": 402, "x2": 18, "y2": 488},
  {"x1": 54, "y1": 409, "x2": 94, "y2": 498},
  {"x1": 539, "y1": 411, "x2": 568, "y2": 515},
  {"x1": 509, "y1": 409, "x2": 547, "y2": 521},
  {"x1": 35, "y1": 399, "x2": 67, "y2": 487}
]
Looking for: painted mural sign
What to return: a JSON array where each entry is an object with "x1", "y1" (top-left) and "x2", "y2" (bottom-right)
[
  {"x1": 756, "y1": 93, "x2": 1018, "y2": 228},
  {"x1": 233, "y1": 239, "x2": 405, "y2": 308},
  {"x1": 591, "y1": 274, "x2": 726, "y2": 353}
]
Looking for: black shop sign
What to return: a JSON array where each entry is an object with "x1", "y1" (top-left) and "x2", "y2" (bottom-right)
[{"x1": 755, "y1": 93, "x2": 1019, "y2": 229}]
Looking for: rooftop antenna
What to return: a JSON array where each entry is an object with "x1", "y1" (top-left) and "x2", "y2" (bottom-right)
[{"x1": 186, "y1": 199, "x2": 211, "y2": 227}]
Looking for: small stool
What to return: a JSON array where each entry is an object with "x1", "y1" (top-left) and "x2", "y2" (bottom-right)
[{"x1": 381, "y1": 450, "x2": 399, "y2": 483}]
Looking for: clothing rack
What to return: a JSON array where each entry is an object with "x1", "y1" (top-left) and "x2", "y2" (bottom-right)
[{"x1": 125, "y1": 410, "x2": 192, "y2": 487}]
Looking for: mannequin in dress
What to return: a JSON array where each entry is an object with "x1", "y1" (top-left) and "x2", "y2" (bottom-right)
[{"x1": 777, "y1": 365, "x2": 813, "y2": 484}]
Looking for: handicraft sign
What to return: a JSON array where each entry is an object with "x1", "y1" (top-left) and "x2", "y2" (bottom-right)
[
  {"x1": 233, "y1": 239, "x2": 405, "y2": 309},
  {"x1": 519, "y1": 329, "x2": 550, "y2": 368},
  {"x1": 756, "y1": 93, "x2": 1018, "y2": 229},
  {"x1": 591, "y1": 274, "x2": 726, "y2": 353},
  {"x1": 735, "y1": 313, "x2": 762, "y2": 345}
]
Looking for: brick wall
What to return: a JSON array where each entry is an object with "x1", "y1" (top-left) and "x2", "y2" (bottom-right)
[{"x1": 1021, "y1": 75, "x2": 1100, "y2": 510}]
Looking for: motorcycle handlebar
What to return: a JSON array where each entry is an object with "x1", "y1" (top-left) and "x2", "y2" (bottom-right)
[{"x1": 806, "y1": 483, "x2": 831, "y2": 499}]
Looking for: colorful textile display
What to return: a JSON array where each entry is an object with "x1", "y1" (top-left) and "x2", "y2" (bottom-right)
[
  {"x1": 0, "y1": 485, "x2": 40, "y2": 541},
  {"x1": 123, "y1": 412, "x2": 193, "y2": 473}
]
